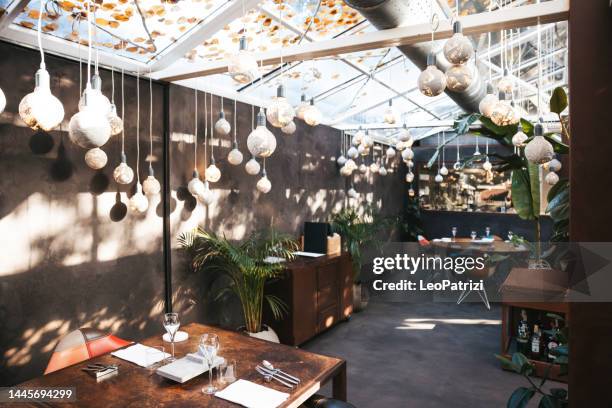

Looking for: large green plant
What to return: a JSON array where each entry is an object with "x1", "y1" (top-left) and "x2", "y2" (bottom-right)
[
  {"x1": 330, "y1": 206, "x2": 390, "y2": 282},
  {"x1": 178, "y1": 229, "x2": 298, "y2": 334},
  {"x1": 401, "y1": 194, "x2": 425, "y2": 242}
]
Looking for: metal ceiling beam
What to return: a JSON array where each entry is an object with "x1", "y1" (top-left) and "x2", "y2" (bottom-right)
[
  {"x1": 336, "y1": 120, "x2": 455, "y2": 130},
  {"x1": 0, "y1": 0, "x2": 29, "y2": 33},
  {"x1": 158, "y1": 0, "x2": 569, "y2": 82}
]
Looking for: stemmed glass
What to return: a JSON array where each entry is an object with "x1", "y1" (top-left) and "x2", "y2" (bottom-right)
[
  {"x1": 470, "y1": 231, "x2": 477, "y2": 240},
  {"x1": 451, "y1": 227, "x2": 457, "y2": 241},
  {"x1": 163, "y1": 313, "x2": 180, "y2": 362},
  {"x1": 507, "y1": 230, "x2": 514, "y2": 241},
  {"x1": 485, "y1": 227, "x2": 491, "y2": 238},
  {"x1": 199, "y1": 333, "x2": 220, "y2": 395}
]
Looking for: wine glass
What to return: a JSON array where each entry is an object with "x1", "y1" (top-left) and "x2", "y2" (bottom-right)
[
  {"x1": 451, "y1": 227, "x2": 457, "y2": 241},
  {"x1": 163, "y1": 313, "x2": 180, "y2": 362},
  {"x1": 485, "y1": 227, "x2": 491, "y2": 238},
  {"x1": 470, "y1": 231, "x2": 477, "y2": 240},
  {"x1": 507, "y1": 230, "x2": 514, "y2": 241},
  {"x1": 199, "y1": 333, "x2": 220, "y2": 395}
]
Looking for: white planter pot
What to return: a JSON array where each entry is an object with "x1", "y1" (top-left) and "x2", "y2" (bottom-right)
[{"x1": 246, "y1": 325, "x2": 280, "y2": 343}]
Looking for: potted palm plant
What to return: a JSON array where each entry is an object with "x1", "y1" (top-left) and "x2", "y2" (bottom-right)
[{"x1": 178, "y1": 228, "x2": 298, "y2": 343}]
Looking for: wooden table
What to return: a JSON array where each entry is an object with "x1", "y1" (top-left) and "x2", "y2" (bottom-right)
[
  {"x1": 8, "y1": 323, "x2": 347, "y2": 407},
  {"x1": 430, "y1": 237, "x2": 530, "y2": 255}
]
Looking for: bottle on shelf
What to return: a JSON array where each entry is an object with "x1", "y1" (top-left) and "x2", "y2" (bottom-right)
[
  {"x1": 547, "y1": 318, "x2": 561, "y2": 362},
  {"x1": 516, "y1": 309, "x2": 530, "y2": 354},
  {"x1": 530, "y1": 324, "x2": 544, "y2": 359}
]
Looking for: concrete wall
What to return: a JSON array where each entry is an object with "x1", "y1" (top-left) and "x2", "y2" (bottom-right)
[{"x1": 0, "y1": 42, "x2": 165, "y2": 385}]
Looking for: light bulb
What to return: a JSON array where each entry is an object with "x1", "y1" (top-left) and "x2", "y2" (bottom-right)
[
  {"x1": 396, "y1": 141, "x2": 405, "y2": 151},
  {"x1": 440, "y1": 165, "x2": 448, "y2": 176},
  {"x1": 205, "y1": 161, "x2": 221, "y2": 183},
  {"x1": 245, "y1": 157, "x2": 261, "y2": 175},
  {"x1": 497, "y1": 69, "x2": 514, "y2": 94},
  {"x1": 483, "y1": 160, "x2": 493, "y2": 171},
  {"x1": 512, "y1": 126, "x2": 528, "y2": 147},
  {"x1": 214, "y1": 111, "x2": 231, "y2": 136},
  {"x1": 362, "y1": 132, "x2": 373, "y2": 148},
  {"x1": 247, "y1": 109, "x2": 277, "y2": 158},
  {"x1": 295, "y1": 94, "x2": 309, "y2": 120},
  {"x1": 78, "y1": 75, "x2": 111, "y2": 114},
  {"x1": 353, "y1": 129, "x2": 365, "y2": 145},
  {"x1": 386, "y1": 146, "x2": 396, "y2": 159},
  {"x1": 348, "y1": 187, "x2": 358, "y2": 198},
  {"x1": 453, "y1": 161, "x2": 461, "y2": 170},
  {"x1": 446, "y1": 64, "x2": 473, "y2": 92},
  {"x1": 383, "y1": 100, "x2": 396, "y2": 124},
  {"x1": 228, "y1": 36, "x2": 259, "y2": 84},
  {"x1": 0, "y1": 86, "x2": 5, "y2": 114},
  {"x1": 344, "y1": 158, "x2": 357, "y2": 171},
  {"x1": 340, "y1": 164, "x2": 353, "y2": 176},
  {"x1": 479, "y1": 84, "x2": 498, "y2": 118},
  {"x1": 19, "y1": 66, "x2": 65, "y2": 131},
  {"x1": 267, "y1": 85, "x2": 295, "y2": 128},
  {"x1": 490, "y1": 94, "x2": 519, "y2": 126},
  {"x1": 398, "y1": 125, "x2": 413, "y2": 147},
  {"x1": 85, "y1": 147, "x2": 107, "y2": 170},
  {"x1": 418, "y1": 53, "x2": 446, "y2": 97},
  {"x1": 337, "y1": 154, "x2": 347, "y2": 166},
  {"x1": 281, "y1": 120, "x2": 296, "y2": 135},
  {"x1": 524, "y1": 123, "x2": 554, "y2": 164},
  {"x1": 187, "y1": 170, "x2": 205, "y2": 196},
  {"x1": 129, "y1": 183, "x2": 149, "y2": 214},
  {"x1": 69, "y1": 88, "x2": 112, "y2": 149},
  {"x1": 227, "y1": 143, "x2": 244, "y2": 165},
  {"x1": 408, "y1": 188, "x2": 415, "y2": 197},
  {"x1": 303, "y1": 100, "x2": 322, "y2": 126},
  {"x1": 406, "y1": 172, "x2": 414, "y2": 183},
  {"x1": 401, "y1": 148, "x2": 414, "y2": 161},
  {"x1": 435, "y1": 173, "x2": 443, "y2": 183},
  {"x1": 107, "y1": 104, "x2": 123, "y2": 136},
  {"x1": 379, "y1": 166, "x2": 388, "y2": 176},
  {"x1": 370, "y1": 162, "x2": 380, "y2": 173},
  {"x1": 359, "y1": 163, "x2": 367, "y2": 173},
  {"x1": 256, "y1": 173, "x2": 272, "y2": 194},
  {"x1": 113, "y1": 154, "x2": 134, "y2": 184},
  {"x1": 547, "y1": 158, "x2": 562, "y2": 172},
  {"x1": 198, "y1": 181, "x2": 215, "y2": 205},
  {"x1": 142, "y1": 166, "x2": 161, "y2": 195},
  {"x1": 443, "y1": 22, "x2": 474, "y2": 65},
  {"x1": 406, "y1": 160, "x2": 414, "y2": 169},
  {"x1": 545, "y1": 171, "x2": 559, "y2": 186},
  {"x1": 357, "y1": 144, "x2": 369, "y2": 156},
  {"x1": 347, "y1": 146, "x2": 359, "y2": 159}
]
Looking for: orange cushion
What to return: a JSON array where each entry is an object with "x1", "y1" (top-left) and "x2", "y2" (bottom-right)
[
  {"x1": 44, "y1": 345, "x2": 90, "y2": 374},
  {"x1": 86, "y1": 335, "x2": 132, "y2": 358}
]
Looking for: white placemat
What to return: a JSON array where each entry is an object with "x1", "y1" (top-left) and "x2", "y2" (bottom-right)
[
  {"x1": 111, "y1": 343, "x2": 170, "y2": 367},
  {"x1": 156, "y1": 355, "x2": 225, "y2": 383},
  {"x1": 215, "y1": 379, "x2": 289, "y2": 408}
]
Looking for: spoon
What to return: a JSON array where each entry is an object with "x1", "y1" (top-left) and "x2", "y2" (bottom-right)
[{"x1": 262, "y1": 360, "x2": 300, "y2": 383}]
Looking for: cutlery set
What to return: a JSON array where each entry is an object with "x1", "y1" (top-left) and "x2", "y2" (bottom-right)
[{"x1": 255, "y1": 360, "x2": 300, "y2": 389}]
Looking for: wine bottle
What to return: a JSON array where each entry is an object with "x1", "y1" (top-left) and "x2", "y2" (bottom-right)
[
  {"x1": 516, "y1": 309, "x2": 530, "y2": 354},
  {"x1": 530, "y1": 324, "x2": 543, "y2": 359}
]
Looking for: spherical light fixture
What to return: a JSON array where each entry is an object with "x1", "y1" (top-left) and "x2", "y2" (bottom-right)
[
  {"x1": 247, "y1": 109, "x2": 276, "y2": 158},
  {"x1": 386, "y1": 146, "x2": 396, "y2": 159},
  {"x1": 19, "y1": 65, "x2": 65, "y2": 131},
  {"x1": 113, "y1": 153, "x2": 134, "y2": 185},
  {"x1": 418, "y1": 53, "x2": 447, "y2": 97},
  {"x1": 245, "y1": 156, "x2": 260, "y2": 175},
  {"x1": 545, "y1": 171, "x2": 559, "y2": 186},
  {"x1": 303, "y1": 99, "x2": 322, "y2": 126},
  {"x1": 85, "y1": 147, "x2": 107, "y2": 170},
  {"x1": 547, "y1": 158, "x2": 562, "y2": 172},
  {"x1": 227, "y1": 142, "x2": 244, "y2": 165},
  {"x1": 340, "y1": 164, "x2": 353, "y2": 176},
  {"x1": 408, "y1": 188, "x2": 415, "y2": 197},
  {"x1": 227, "y1": 36, "x2": 259, "y2": 84},
  {"x1": 370, "y1": 161, "x2": 380, "y2": 174},
  {"x1": 435, "y1": 173, "x2": 443, "y2": 183},
  {"x1": 353, "y1": 128, "x2": 365, "y2": 145},
  {"x1": 205, "y1": 158, "x2": 221, "y2": 183},
  {"x1": 479, "y1": 83, "x2": 498, "y2": 118},
  {"x1": 198, "y1": 181, "x2": 215, "y2": 205},
  {"x1": 187, "y1": 170, "x2": 205, "y2": 197},
  {"x1": 142, "y1": 165, "x2": 161, "y2": 196},
  {"x1": 440, "y1": 164, "x2": 448, "y2": 176},
  {"x1": 512, "y1": 124, "x2": 528, "y2": 147},
  {"x1": 378, "y1": 165, "x2": 387, "y2": 176},
  {"x1": 256, "y1": 170, "x2": 272, "y2": 194},
  {"x1": 490, "y1": 92, "x2": 519, "y2": 126},
  {"x1": 0, "y1": 87, "x2": 6, "y2": 114},
  {"x1": 359, "y1": 163, "x2": 367, "y2": 173},
  {"x1": 347, "y1": 145, "x2": 359, "y2": 159},
  {"x1": 383, "y1": 99, "x2": 397, "y2": 124},
  {"x1": 267, "y1": 85, "x2": 295, "y2": 128},
  {"x1": 78, "y1": 75, "x2": 111, "y2": 115},
  {"x1": 129, "y1": 183, "x2": 149, "y2": 213},
  {"x1": 357, "y1": 144, "x2": 368, "y2": 156},
  {"x1": 446, "y1": 63, "x2": 473, "y2": 92},
  {"x1": 497, "y1": 69, "x2": 514, "y2": 94},
  {"x1": 398, "y1": 124, "x2": 414, "y2": 147},
  {"x1": 361, "y1": 132, "x2": 373, "y2": 148},
  {"x1": 344, "y1": 158, "x2": 357, "y2": 171},
  {"x1": 107, "y1": 104, "x2": 123, "y2": 136},
  {"x1": 281, "y1": 120, "x2": 296, "y2": 135},
  {"x1": 406, "y1": 172, "x2": 414, "y2": 183},
  {"x1": 69, "y1": 89, "x2": 112, "y2": 149},
  {"x1": 295, "y1": 94, "x2": 309, "y2": 120},
  {"x1": 482, "y1": 159, "x2": 493, "y2": 171},
  {"x1": 401, "y1": 148, "x2": 414, "y2": 161},
  {"x1": 524, "y1": 123, "x2": 554, "y2": 164},
  {"x1": 348, "y1": 187, "x2": 358, "y2": 199},
  {"x1": 214, "y1": 111, "x2": 231, "y2": 136},
  {"x1": 443, "y1": 21, "x2": 473, "y2": 64},
  {"x1": 337, "y1": 154, "x2": 347, "y2": 166}
]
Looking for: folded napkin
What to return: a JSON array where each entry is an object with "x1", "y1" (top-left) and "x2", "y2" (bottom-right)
[
  {"x1": 156, "y1": 355, "x2": 225, "y2": 383},
  {"x1": 215, "y1": 379, "x2": 289, "y2": 408},
  {"x1": 432, "y1": 238, "x2": 452, "y2": 242},
  {"x1": 111, "y1": 343, "x2": 170, "y2": 367}
]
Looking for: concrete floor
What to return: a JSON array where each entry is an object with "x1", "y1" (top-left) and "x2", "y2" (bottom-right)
[{"x1": 302, "y1": 300, "x2": 566, "y2": 408}]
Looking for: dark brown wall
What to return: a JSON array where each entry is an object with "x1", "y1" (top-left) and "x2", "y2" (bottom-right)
[
  {"x1": 167, "y1": 84, "x2": 406, "y2": 330},
  {"x1": 0, "y1": 42, "x2": 165, "y2": 385},
  {"x1": 568, "y1": 1, "x2": 612, "y2": 406}
]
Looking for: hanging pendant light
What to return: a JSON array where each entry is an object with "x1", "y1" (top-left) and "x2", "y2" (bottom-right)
[
  {"x1": 340, "y1": 164, "x2": 353, "y2": 177},
  {"x1": 386, "y1": 146, "x2": 396, "y2": 159},
  {"x1": 369, "y1": 153, "x2": 379, "y2": 173},
  {"x1": 524, "y1": 122, "x2": 554, "y2": 164},
  {"x1": 256, "y1": 166, "x2": 272, "y2": 194},
  {"x1": 512, "y1": 123, "x2": 528, "y2": 147},
  {"x1": 188, "y1": 88, "x2": 204, "y2": 197},
  {"x1": 497, "y1": 68, "x2": 514, "y2": 94},
  {"x1": 129, "y1": 182, "x2": 149, "y2": 213},
  {"x1": 408, "y1": 187, "x2": 416, "y2": 197},
  {"x1": 214, "y1": 97, "x2": 231, "y2": 135},
  {"x1": 482, "y1": 137, "x2": 492, "y2": 171},
  {"x1": 353, "y1": 127, "x2": 365, "y2": 145},
  {"x1": 440, "y1": 164, "x2": 449, "y2": 175},
  {"x1": 490, "y1": 91, "x2": 519, "y2": 126},
  {"x1": 406, "y1": 172, "x2": 415, "y2": 183},
  {"x1": 248, "y1": 108, "x2": 276, "y2": 158},
  {"x1": 401, "y1": 148, "x2": 414, "y2": 161},
  {"x1": 362, "y1": 129, "x2": 373, "y2": 148},
  {"x1": 443, "y1": 21, "x2": 473, "y2": 65},
  {"x1": 227, "y1": 100, "x2": 243, "y2": 165},
  {"x1": 435, "y1": 173, "x2": 443, "y2": 183},
  {"x1": 446, "y1": 63, "x2": 473, "y2": 92},
  {"x1": 398, "y1": 124, "x2": 414, "y2": 147},
  {"x1": 267, "y1": 85, "x2": 295, "y2": 128},
  {"x1": 303, "y1": 99, "x2": 322, "y2": 126},
  {"x1": 453, "y1": 134, "x2": 461, "y2": 170},
  {"x1": 348, "y1": 185, "x2": 358, "y2": 199},
  {"x1": 199, "y1": 181, "x2": 215, "y2": 205},
  {"x1": 379, "y1": 164, "x2": 387, "y2": 176},
  {"x1": 383, "y1": 99, "x2": 397, "y2": 124},
  {"x1": 85, "y1": 147, "x2": 107, "y2": 170},
  {"x1": 418, "y1": 53, "x2": 447, "y2": 97},
  {"x1": 545, "y1": 171, "x2": 559, "y2": 186},
  {"x1": 129, "y1": 73, "x2": 149, "y2": 214},
  {"x1": 337, "y1": 155, "x2": 347, "y2": 166},
  {"x1": 337, "y1": 131, "x2": 347, "y2": 166},
  {"x1": 107, "y1": 66, "x2": 123, "y2": 136},
  {"x1": 0, "y1": 87, "x2": 6, "y2": 114},
  {"x1": 78, "y1": 17, "x2": 110, "y2": 116},
  {"x1": 143, "y1": 165, "x2": 161, "y2": 196},
  {"x1": 347, "y1": 145, "x2": 359, "y2": 159},
  {"x1": 228, "y1": 35, "x2": 259, "y2": 84},
  {"x1": 281, "y1": 120, "x2": 296, "y2": 135},
  {"x1": 19, "y1": 0, "x2": 64, "y2": 131},
  {"x1": 295, "y1": 94, "x2": 309, "y2": 120},
  {"x1": 143, "y1": 74, "x2": 160, "y2": 195},
  {"x1": 245, "y1": 156, "x2": 261, "y2": 175},
  {"x1": 359, "y1": 162, "x2": 367, "y2": 174},
  {"x1": 113, "y1": 69, "x2": 133, "y2": 184},
  {"x1": 439, "y1": 132, "x2": 448, "y2": 175},
  {"x1": 188, "y1": 170, "x2": 205, "y2": 196},
  {"x1": 479, "y1": 83, "x2": 498, "y2": 118},
  {"x1": 206, "y1": 93, "x2": 221, "y2": 183},
  {"x1": 546, "y1": 158, "x2": 562, "y2": 172},
  {"x1": 357, "y1": 144, "x2": 369, "y2": 157}
]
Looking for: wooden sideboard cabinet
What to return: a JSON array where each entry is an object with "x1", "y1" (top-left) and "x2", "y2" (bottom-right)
[{"x1": 265, "y1": 253, "x2": 353, "y2": 346}]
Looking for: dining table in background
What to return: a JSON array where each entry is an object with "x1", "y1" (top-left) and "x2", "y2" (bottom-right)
[{"x1": 7, "y1": 323, "x2": 347, "y2": 408}]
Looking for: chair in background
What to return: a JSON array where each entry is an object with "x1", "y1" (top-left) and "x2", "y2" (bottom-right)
[
  {"x1": 305, "y1": 395, "x2": 357, "y2": 408},
  {"x1": 45, "y1": 328, "x2": 132, "y2": 374}
]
